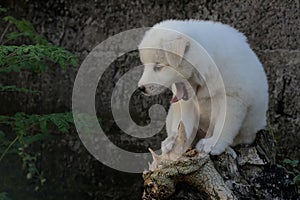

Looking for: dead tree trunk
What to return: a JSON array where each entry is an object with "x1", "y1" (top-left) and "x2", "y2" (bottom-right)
[{"x1": 142, "y1": 122, "x2": 298, "y2": 199}]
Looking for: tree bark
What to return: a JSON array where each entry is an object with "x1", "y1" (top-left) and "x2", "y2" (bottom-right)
[{"x1": 142, "y1": 124, "x2": 298, "y2": 199}]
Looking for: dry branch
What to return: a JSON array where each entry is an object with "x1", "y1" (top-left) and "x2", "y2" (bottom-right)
[
  {"x1": 142, "y1": 122, "x2": 298, "y2": 199},
  {"x1": 143, "y1": 122, "x2": 236, "y2": 199}
]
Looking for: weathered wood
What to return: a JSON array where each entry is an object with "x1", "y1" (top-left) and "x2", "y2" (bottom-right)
[
  {"x1": 142, "y1": 124, "x2": 298, "y2": 199},
  {"x1": 143, "y1": 122, "x2": 237, "y2": 199}
]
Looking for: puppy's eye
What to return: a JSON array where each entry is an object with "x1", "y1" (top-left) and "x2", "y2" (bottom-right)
[{"x1": 153, "y1": 64, "x2": 164, "y2": 72}]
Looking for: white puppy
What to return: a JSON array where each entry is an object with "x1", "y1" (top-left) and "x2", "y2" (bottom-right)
[{"x1": 138, "y1": 20, "x2": 268, "y2": 156}]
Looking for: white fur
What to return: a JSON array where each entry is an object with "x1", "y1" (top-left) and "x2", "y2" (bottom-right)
[{"x1": 138, "y1": 20, "x2": 268, "y2": 155}]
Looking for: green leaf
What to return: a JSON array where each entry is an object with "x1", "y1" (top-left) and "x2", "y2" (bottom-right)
[
  {"x1": 0, "y1": 115, "x2": 12, "y2": 125},
  {"x1": 0, "y1": 192, "x2": 11, "y2": 200},
  {"x1": 6, "y1": 32, "x2": 23, "y2": 40},
  {"x1": 3, "y1": 16, "x2": 48, "y2": 45},
  {"x1": 3, "y1": 16, "x2": 16, "y2": 23},
  {"x1": 22, "y1": 134, "x2": 52, "y2": 145},
  {"x1": 283, "y1": 159, "x2": 299, "y2": 168},
  {"x1": 0, "y1": 44, "x2": 78, "y2": 73},
  {"x1": 0, "y1": 6, "x2": 7, "y2": 14},
  {"x1": 39, "y1": 118, "x2": 48, "y2": 134},
  {"x1": 0, "y1": 85, "x2": 40, "y2": 93},
  {"x1": 0, "y1": 131, "x2": 5, "y2": 138},
  {"x1": 292, "y1": 174, "x2": 300, "y2": 185}
]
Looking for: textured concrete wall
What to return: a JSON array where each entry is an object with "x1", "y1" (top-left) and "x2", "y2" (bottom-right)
[
  {"x1": 0, "y1": 0, "x2": 299, "y2": 199},
  {"x1": 2, "y1": 0, "x2": 299, "y2": 158}
]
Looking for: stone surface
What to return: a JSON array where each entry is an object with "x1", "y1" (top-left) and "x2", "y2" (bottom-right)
[{"x1": 0, "y1": 0, "x2": 299, "y2": 199}]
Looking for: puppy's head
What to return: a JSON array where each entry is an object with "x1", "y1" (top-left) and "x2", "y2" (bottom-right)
[{"x1": 138, "y1": 28, "x2": 203, "y2": 102}]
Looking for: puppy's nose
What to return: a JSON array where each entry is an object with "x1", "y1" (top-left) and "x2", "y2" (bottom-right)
[{"x1": 138, "y1": 85, "x2": 146, "y2": 93}]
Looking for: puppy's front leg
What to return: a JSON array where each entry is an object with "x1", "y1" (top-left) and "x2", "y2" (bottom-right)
[
  {"x1": 161, "y1": 135, "x2": 176, "y2": 153},
  {"x1": 162, "y1": 98, "x2": 198, "y2": 154},
  {"x1": 162, "y1": 103, "x2": 180, "y2": 153},
  {"x1": 196, "y1": 96, "x2": 247, "y2": 155}
]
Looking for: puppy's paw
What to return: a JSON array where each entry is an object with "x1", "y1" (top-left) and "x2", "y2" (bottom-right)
[
  {"x1": 196, "y1": 138, "x2": 228, "y2": 156},
  {"x1": 210, "y1": 146, "x2": 226, "y2": 156},
  {"x1": 161, "y1": 136, "x2": 176, "y2": 153},
  {"x1": 196, "y1": 137, "x2": 215, "y2": 154},
  {"x1": 211, "y1": 141, "x2": 230, "y2": 156}
]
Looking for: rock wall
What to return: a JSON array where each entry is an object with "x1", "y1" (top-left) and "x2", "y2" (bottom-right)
[{"x1": 0, "y1": 0, "x2": 299, "y2": 199}]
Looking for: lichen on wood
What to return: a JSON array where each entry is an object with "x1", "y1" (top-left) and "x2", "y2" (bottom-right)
[
  {"x1": 143, "y1": 122, "x2": 236, "y2": 199},
  {"x1": 142, "y1": 122, "x2": 298, "y2": 199}
]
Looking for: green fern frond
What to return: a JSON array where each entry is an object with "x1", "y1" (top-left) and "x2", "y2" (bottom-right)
[
  {"x1": 3, "y1": 16, "x2": 48, "y2": 45},
  {"x1": 0, "y1": 45, "x2": 78, "y2": 73},
  {"x1": 0, "y1": 84, "x2": 40, "y2": 93}
]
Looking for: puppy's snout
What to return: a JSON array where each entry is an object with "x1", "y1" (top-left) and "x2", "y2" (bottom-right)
[{"x1": 138, "y1": 85, "x2": 146, "y2": 93}]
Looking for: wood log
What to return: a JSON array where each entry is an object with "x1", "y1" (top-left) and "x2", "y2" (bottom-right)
[{"x1": 142, "y1": 122, "x2": 298, "y2": 199}]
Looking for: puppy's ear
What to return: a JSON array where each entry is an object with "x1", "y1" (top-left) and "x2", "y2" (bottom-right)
[{"x1": 163, "y1": 36, "x2": 189, "y2": 67}]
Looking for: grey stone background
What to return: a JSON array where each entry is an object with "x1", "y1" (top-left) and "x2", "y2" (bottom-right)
[{"x1": 0, "y1": 0, "x2": 299, "y2": 199}]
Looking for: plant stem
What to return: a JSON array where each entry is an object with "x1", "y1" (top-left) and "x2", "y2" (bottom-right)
[
  {"x1": 0, "y1": 135, "x2": 19, "y2": 161},
  {"x1": 0, "y1": 21, "x2": 11, "y2": 44}
]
